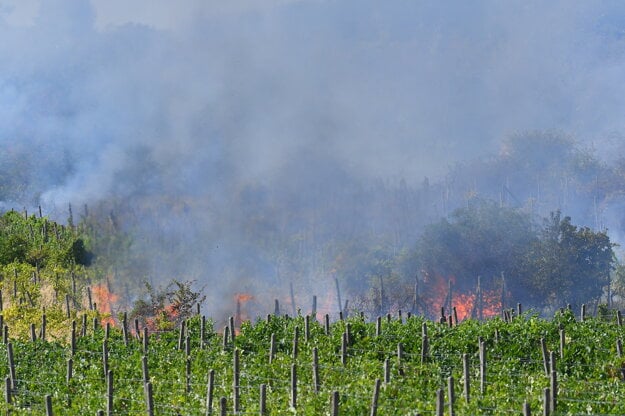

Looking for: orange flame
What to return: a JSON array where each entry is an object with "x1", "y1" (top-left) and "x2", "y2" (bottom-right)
[
  {"x1": 234, "y1": 293, "x2": 254, "y2": 332},
  {"x1": 424, "y1": 274, "x2": 502, "y2": 321},
  {"x1": 92, "y1": 283, "x2": 119, "y2": 327},
  {"x1": 235, "y1": 293, "x2": 253, "y2": 303},
  {"x1": 451, "y1": 291, "x2": 502, "y2": 321}
]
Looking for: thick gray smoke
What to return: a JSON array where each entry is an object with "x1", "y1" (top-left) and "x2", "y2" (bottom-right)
[{"x1": 3, "y1": 0, "x2": 625, "y2": 318}]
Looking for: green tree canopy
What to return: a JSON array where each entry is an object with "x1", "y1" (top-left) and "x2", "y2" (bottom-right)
[
  {"x1": 416, "y1": 199, "x2": 536, "y2": 293},
  {"x1": 522, "y1": 211, "x2": 614, "y2": 308},
  {"x1": 415, "y1": 201, "x2": 614, "y2": 309}
]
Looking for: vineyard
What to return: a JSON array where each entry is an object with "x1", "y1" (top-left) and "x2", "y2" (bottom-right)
[
  {"x1": 0, "y1": 211, "x2": 623, "y2": 415},
  {"x1": 0, "y1": 308, "x2": 624, "y2": 415}
]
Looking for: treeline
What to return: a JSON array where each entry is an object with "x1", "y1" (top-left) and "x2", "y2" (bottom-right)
[{"x1": 4, "y1": 131, "x2": 625, "y2": 320}]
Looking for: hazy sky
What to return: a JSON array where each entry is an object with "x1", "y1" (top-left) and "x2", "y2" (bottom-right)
[{"x1": 1, "y1": 0, "x2": 625, "y2": 207}]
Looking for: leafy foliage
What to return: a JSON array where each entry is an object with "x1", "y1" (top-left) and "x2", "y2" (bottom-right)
[{"x1": 0, "y1": 312, "x2": 622, "y2": 414}]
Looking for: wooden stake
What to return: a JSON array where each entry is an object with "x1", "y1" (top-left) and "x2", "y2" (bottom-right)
[
  {"x1": 103, "y1": 340, "x2": 109, "y2": 379},
  {"x1": 523, "y1": 400, "x2": 531, "y2": 415},
  {"x1": 4, "y1": 376, "x2": 10, "y2": 406},
  {"x1": 145, "y1": 381, "x2": 154, "y2": 416},
  {"x1": 335, "y1": 277, "x2": 343, "y2": 316},
  {"x1": 219, "y1": 397, "x2": 227, "y2": 416},
  {"x1": 106, "y1": 370, "x2": 113, "y2": 416},
  {"x1": 81, "y1": 314, "x2": 87, "y2": 337},
  {"x1": 222, "y1": 326, "x2": 229, "y2": 350},
  {"x1": 479, "y1": 338, "x2": 486, "y2": 394},
  {"x1": 463, "y1": 353, "x2": 470, "y2": 403},
  {"x1": 41, "y1": 313, "x2": 46, "y2": 341},
  {"x1": 260, "y1": 384, "x2": 267, "y2": 415},
  {"x1": 341, "y1": 332, "x2": 347, "y2": 366},
  {"x1": 312, "y1": 295, "x2": 317, "y2": 317},
  {"x1": 65, "y1": 294, "x2": 71, "y2": 318},
  {"x1": 71, "y1": 322, "x2": 76, "y2": 356},
  {"x1": 178, "y1": 320, "x2": 186, "y2": 351},
  {"x1": 233, "y1": 349, "x2": 240, "y2": 413},
  {"x1": 543, "y1": 387, "x2": 550, "y2": 416},
  {"x1": 201, "y1": 315, "x2": 206, "y2": 349},
  {"x1": 370, "y1": 379, "x2": 381, "y2": 416},
  {"x1": 292, "y1": 326, "x2": 299, "y2": 360},
  {"x1": 290, "y1": 363, "x2": 297, "y2": 409},
  {"x1": 206, "y1": 369, "x2": 214, "y2": 416},
  {"x1": 269, "y1": 333, "x2": 276, "y2": 363},
  {"x1": 7, "y1": 342, "x2": 15, "y2": 390},
  {"x1": 87, "y1": 287, "x2": 93, "y2": 310},
  {"x1": 384, "y1": 358, "x2": 390, "y2": 384},
  {"x1": 229, "y1": 316, "x2": 236, "y2": 345},
  {"x1": 142, "y1": 356, "x2": 149, "y2": 385},
  {"x1": 45, "y1": 394, "x2": 53, "y2": 416},
  {"x1": 135, "y1": 318, "x2": 140, "y2": 340},
  {"x1": 312, "y1": 347, "x2": 320, "y2": 393},
  {"x1": 448, "y1": 376, "x2": 455, "y2": 416},
  {"x1": 331, "y1": 390, "x2": 339, "y2": 416},
  {"x1": 324, "y1": 314, "x2": 330, "y2": 335},
  {"x1": 305, "y1": 315, "x2": 310, "y2": 342},
  {"x1": 186, "y1": 357, "x2": 191, "y2": 394},
  {"x1": 540, "y1": 338, "x2": 549, "y2": 377},
  {"x1": 122, "y1": 312, "x2": 128, "y2": 346},
  {"x1": 67, "y1": 358, "x2": 73, "y2": 383},
  {"x1": 435, "y1": 388, "x2": 444, "y2": 416},
  {"x1": 143, "y1": 327, "x2": 149, "y2": 355}
]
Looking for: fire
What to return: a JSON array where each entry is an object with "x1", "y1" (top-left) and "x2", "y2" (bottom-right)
[
  {"x1": 91, "y1": 283, "x2": 119, "y2": 327},
  {"x1": 451, "y1": 291, "x2": 501, "y2": 321},
  {"x1": 234, "y1": 293, "x2": 254, "y2": 331},
  {"x1": 235, "y1": 293, "x2": 253, "y2": 303},
  {"x1": 423, "y1": 273, "x2": 503, "y2": 321},
  {"x1": 164, "y1": 303, "x2": 180, "y2": 318}
]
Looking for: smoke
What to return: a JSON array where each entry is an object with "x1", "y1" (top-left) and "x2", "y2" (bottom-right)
[{"x1": 3, "y1": 0, "x2": 625, "y2": 317}]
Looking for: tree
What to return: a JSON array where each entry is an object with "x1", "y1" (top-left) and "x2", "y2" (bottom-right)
[
  {"x1": 415, "y1": 201, "x2": 614, "y2": 311},
  {"x1": 416, "y1": 199, "x2": 536, "y2": 294},
  {"x1": 523, "y1": 211, "x2": 614, "y2": 308}
]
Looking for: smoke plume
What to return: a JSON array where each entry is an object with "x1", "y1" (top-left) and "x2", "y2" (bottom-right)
[{"x1": 2, "y1": 1, "x2": 625, "y2": 318}]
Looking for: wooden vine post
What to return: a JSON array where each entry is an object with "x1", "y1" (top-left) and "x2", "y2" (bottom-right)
[
  {"x1": 269, "y1": 333, "x2": 276, "y2": 363},
  {"x1": 233, "y1": 348, "x2": 240, "y2": 413},
  {"x1": 45, "y1": 394, "x2": 52, "y2": 416},
  {"x1": 7, "y1": 342, "x2": 16, "y2": 390},
  {"x1": 448, "y1": 376, "x2": 455, "y2": 416},
  {"x1": 435, "y1": 389, "x2": 444, "y2": 416},
  {"x1": 106, "y1": 370, "x2": 113, "y2": 416},
  {"x1": 260, "y1": 384, "x2": 267, "y2": 415},
  {"x1": 540, "y1": 338, "x2": 549, "y2": 377},
  {"x1": 331, "y1": 390, "x2": 339, "y2": 416},
  {"x1": 290, "y1": 363, "x2": 297, "y2": 410},
  {"x1": 205, "y1": 369, "x2": 214, "y2": 416},
  {"x1": 479, "y1": 338, "x2": 486, "y2": 394},
  {"x1": 145, "y1": 381, "x2": 154, "y2": 416},
  {"x1": 312, "y1": 347, "x2": 320, "y2": 393},
  {"x1": 463, "y1": 353, "x2": 470, "y2": 403},
  {"x1": 66, "y1": 358, "x2": 73, "y2": 406},
  {"x1": 370, "y1": 379, "x2": 381, "y2": 416}
]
